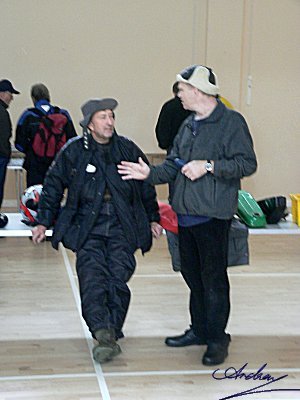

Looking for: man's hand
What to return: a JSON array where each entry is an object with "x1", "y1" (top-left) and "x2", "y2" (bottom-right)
[
  {"x1": 118, "y1": 157, "x2": 150, "y2": 180},
  {"x1": 151, "y1": 222, "x2": 163, "y2": 239},
  {"x1": 181, "y1": 160, "x2": 214, "y2": 181},
  {"x1": 32, "y1": 225, "x2": 47, "y2": 244}
]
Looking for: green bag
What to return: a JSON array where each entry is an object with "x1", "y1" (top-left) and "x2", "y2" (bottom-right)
[{"x1": 237, "y1": 190, "x2": 266, "y2": 228}]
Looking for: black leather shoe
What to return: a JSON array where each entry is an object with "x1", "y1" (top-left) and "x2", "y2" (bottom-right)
[
  {"x1": 165, "y1": 329, "x2": 206, "y2": 347},
  {"x1": 202, "y1": 334, "x2": 231, "y2": 366}
]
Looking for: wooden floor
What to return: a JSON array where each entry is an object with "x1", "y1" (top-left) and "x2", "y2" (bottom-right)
[{"x1": 0, "y1": 220, "x2": 300, "y2": 399}]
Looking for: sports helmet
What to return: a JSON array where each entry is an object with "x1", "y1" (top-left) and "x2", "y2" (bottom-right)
[{"x1": 20, "y1": 184, "x2": 43, "y2": 225}]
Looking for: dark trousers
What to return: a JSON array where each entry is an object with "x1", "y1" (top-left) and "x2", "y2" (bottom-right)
[
  {"x1": 178, "y1": 218, "x2": 231, "y2": 343},
  {"x1": 26, "y1": 160, "x2": 50, "y2": 187},
  {"x1": 0, "y1": 156, "x2": 9, "y2": 208},
  {"x1": 76, "y1": 202, "x2": 136, "y2": 337}
]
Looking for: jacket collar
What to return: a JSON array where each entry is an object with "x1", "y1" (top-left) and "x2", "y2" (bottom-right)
[
  {"x1": 0, "y1": 99, "x2": 9, "y2": 109},
  {"x1": 34, "y1": 99, "x2": 53, "y2": 115},
  {"x1": 185, "y1": 99, "x2": 226, "y2": 127}
]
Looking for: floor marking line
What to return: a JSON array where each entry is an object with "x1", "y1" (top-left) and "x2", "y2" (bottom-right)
[
  {"x1": 61, "y1": 245, "x2": 111, "y2": 400},
  {"x1": 0, "y1": 373, "x2": 96, "y2": 382},
  {"x1": 1, "y1": 367, "x2": 300, "y2": 382},
  {"x1": 104, "y1": 367, "x2": 300, "y2": 377},
  {"x1": 133, "y1": 273, "x2": 300, "y2": 279}
]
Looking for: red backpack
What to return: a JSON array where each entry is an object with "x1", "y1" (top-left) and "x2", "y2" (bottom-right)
[{"x1": 32, "y1": 109, "x2": 68, "y2": 160}]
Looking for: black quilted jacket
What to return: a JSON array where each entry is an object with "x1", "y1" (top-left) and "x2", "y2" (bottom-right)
[{"x1": 36, "y1": 132, "x2": 160, "y2": 253}]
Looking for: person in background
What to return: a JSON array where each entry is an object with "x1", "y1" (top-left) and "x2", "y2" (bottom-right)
[
  {"x1": 155, "y1": 82, "x2": 191, "y2": 154},
  {"x1": 32, "y1": 98, "x2": 162, "y2": 363},
  {"x1": 0, "y1": 79, "x2": 20, "y2": 213},
  {"x1": 118, "y1": 64, "x2": 257, "y2": 366},
  {"x1": 15, "y1": 83, "x2": 77, "y2": 187},
  {"x1": 155, "y1": 82, "x2": 191, "y2": 271}
]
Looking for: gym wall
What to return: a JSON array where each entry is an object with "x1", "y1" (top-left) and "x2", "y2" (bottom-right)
[{"x1": 1, "y1": 0, "x2": 299, "y2": 204}]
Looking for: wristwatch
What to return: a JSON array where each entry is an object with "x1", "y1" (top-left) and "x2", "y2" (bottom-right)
[{"x1": 205, "y1": 160, "x2": 213, "y2": 173}]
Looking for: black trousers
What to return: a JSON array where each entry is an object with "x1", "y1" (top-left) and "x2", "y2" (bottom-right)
[
  {"x1": 178, "y1": 218, "x2": 231, "y2": 344},
  {"x1": 26, "y1": 160, "x2": 50, "y2": 187},
  {"x1": 76, "y1": 202, "x2": 136, "y2": 337},
  {"x1": 0, "y1": 156, "x2": 9, "y2": 208}
]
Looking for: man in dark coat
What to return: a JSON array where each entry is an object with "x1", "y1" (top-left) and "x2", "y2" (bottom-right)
[
  {"x1": 155, "y1": 82, "x2": 191, "y2": 154},
  {"x1": 155, "y1": 82, "x2": 191, "y2": 271},
  {"x1": 32, "y1": 98, "x2": 162, "y2": 363},
  {"x1": 118, "y1": 65, "x2": 257, "y2": 366},
  {"x1": 0, "y1": 79, "x2": 20, "y2": 211}
]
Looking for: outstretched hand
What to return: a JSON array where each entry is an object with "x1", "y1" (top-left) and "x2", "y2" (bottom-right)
[{"x1": 117, "y1": 157, "x2": 150, "y2": 180}]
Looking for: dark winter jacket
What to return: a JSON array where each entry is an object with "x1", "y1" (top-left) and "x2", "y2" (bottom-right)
[
  {"x1": 0, "y1": 99, "x2": 12, "y2": 158},
  {"x1": 148, "y1": 100, "x2": 258, "y2": 219},
  {"x1": 36, "y1": 132, "x2": 160, "y2": 254}
]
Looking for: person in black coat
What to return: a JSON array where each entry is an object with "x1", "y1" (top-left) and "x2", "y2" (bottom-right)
[
  {"x1": 155, "y1": 82, "x2": 191, "y2": 154},
  {"x1": 155, "y1": 82, "x2": 191, "y2": 271},
  {"x1": 0, "y1": 79, "x2": 20, "y2": 211},
  {"x1": 32, "y1": 98, "x2": 162, "y2": 364}
]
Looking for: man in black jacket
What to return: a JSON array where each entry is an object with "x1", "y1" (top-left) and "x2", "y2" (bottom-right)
[
  {"x1": 0, "y1": 79, "x2": 20, "y2": 212},
  {"x1": 155, "y1": 82, "x2": 191, "y2": 271},
  {"x1": 155, "y1": 82, "x2": 191, "y2": 154},
  {"x1": 32, "y1": 98, "x2": 162, "y2": 363}
]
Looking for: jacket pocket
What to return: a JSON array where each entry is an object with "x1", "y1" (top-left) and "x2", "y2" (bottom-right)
[
  {"x1": 61, "y1": 223, "x2": 81, "y2": 252},
  {"x1": 52, "y1": 207, "x2": 79, "y2": 251},
  {"x1": 81, "y1": 174, "x2": 98, "y2": 202}
]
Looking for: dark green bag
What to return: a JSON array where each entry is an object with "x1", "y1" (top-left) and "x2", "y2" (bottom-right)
[{"x1": 237, "y1": 190, "x2": 266, "y2": 228}]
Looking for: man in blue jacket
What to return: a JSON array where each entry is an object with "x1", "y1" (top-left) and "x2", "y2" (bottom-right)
[
  {"x1": 118, "y1": 65, "x2": 257, "y2": 366},
  {"x1": 32, "y1": 98, "x2": 162, "y2": 363},
  {"x1": 15, "y1": 83, "x2": 77, "y2": 187}
]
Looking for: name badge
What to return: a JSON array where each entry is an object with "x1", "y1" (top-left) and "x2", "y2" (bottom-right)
[{"x1": 86, "y1": 164, "x2": 96, "y2": 173}]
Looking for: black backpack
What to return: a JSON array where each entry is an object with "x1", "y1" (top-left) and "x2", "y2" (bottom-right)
[{"x1": 257, "y1": 196, "x2": 288, "y2": 224}]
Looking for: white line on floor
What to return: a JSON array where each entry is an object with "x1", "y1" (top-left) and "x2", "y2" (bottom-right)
[
  {"x1": 133, "y1": 273, "x2": 300, "y2": 278},
  {"x1": 103, "y1": 367, "x2": 300, "y2": 377},
  {"x1": 61, "y1": 245, "x2": 111, "y2": 400},
  {"x1": 1, "y1": 367, "x2": 300, "y2": 381}
]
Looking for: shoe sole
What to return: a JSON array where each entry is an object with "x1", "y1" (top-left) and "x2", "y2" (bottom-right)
[
  {"x1": 93, "y1": 344, "x2": 121, "y2": 363},
  {"x1": 202, "y1": 350, "x2": 228, "y2": 366},
  {"x1": 165, "y1": 341, "x2": 205, "y2": 347},
  {"x1": 165, "y1": 339, "x2": 206, "y2": 347}
]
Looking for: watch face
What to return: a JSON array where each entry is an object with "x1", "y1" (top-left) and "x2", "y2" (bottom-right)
[{"x1": 205, "y1": 162, "x2": 213, "y2": 172}]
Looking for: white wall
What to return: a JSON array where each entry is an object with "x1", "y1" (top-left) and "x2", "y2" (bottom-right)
[{"x1": 1, "y1": 0, "x2": 299, "y2": 201}]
